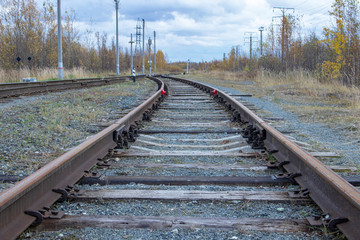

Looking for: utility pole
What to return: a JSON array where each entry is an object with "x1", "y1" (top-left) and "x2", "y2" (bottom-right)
[
  {"x1": 187, "y1": 59, "x2": 189, "y2": 74},
  {"x1": 16, "y1": 0, "x2": 20, "y2": 65},
  {"x1": 244, "y1": 32, "x2": 258, "y2": 59},
  {"x1": 259, "y1": 26, "x2": 264, "y2": 56},
  {"x1": 129, "y1": 33, "x2": 134, "y2": 72},
  {"x1": 148, "y1": 37, "x2": 152, "y2": 76},
  {"x1": 273, "y1": 7, "x2": 295, "y2": 70},
  {"x1": 153, "y1": 31, "x2": 156, "y2": 73},
  {"x1": 114, "y1": 0, "x2": 120, "y2": 75},
  {"x1": 250, "y1": 35, "x2": 253, "y2": 59},
  {"x1": 16, "y1": 0, "x2": 20, "y2": 80},
  {"x1": 57, "y1": 0, "x2": 63, "y2": 79},
  {"x1": 232, "y1": 47, "x2": 236, "y2": 72},
  {"x1": 142, "y1": 19, "x2": 145, "y2": 74},
  {"x1": 235, "y1": 45, "x2": 240, "y2": 71}
]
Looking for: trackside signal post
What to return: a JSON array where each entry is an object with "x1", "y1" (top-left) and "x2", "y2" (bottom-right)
[
  {"x1": 154, "y1": 31, "x2": 156, "y2": 73},
  {"x1": 142, "y1": 19, "x2": 145, "y2": 74},
  {"x1": 129, "y1": 33, "x2": 134, "y2": 72},
  {"x1": 259, "y1": 26, "x2": 264, "y2": 56},
  {"x1": 148, "y1": 37, "x2": 152, "y2": 75},
  {"x1": 57, "y1": 0, "x2": 63, "y2": 79},
  {"x1": 114, "y1": 0, "x2": 120, "y2": 75}
]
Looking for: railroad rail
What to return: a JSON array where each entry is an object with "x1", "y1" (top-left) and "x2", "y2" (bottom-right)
[
  {"x1": 0, "y1": 76, "x2": 359, "y2": 239},
  {"x1": 167, "y1": 77, "x2": 360, "y2": 237},
  {"x1": 0, "y1": 76, "x2": 165, "y2": 239},
  {"x1": 0, "y1": 75, "x2": 144, "y2": 99}
]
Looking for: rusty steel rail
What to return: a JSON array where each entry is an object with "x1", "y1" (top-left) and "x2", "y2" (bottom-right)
[
  {"x1": 0, "y1": 76, "x2": 142, "y2": 98},
  {"x1": 0, "y1": 77, "x2": 165, "y2": 240},
  {"x1": 167, "y1": 76, "x2": 360, "y2": 240}
]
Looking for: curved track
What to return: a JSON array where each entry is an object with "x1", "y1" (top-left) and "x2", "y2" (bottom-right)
[
  {"x1": 0, "y1": 76, "x2": 141, "y2": 99},
  {"x1": 0, "y1": 76, "x2": 359, "y2": 239}
]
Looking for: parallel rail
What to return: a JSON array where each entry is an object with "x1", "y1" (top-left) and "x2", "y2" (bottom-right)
[
  {"x1": 0, "y1": 75, "x2": 359, "y2": 239},
  {"x1": 0, "y1": 76, "x2": 144, "y2": 98},
  {"x1": 0, "y1": 77, "x2": 165, "y2": 239},
  {"x1": 167, "y1": 76, "x2": 360, "y2": 239}
]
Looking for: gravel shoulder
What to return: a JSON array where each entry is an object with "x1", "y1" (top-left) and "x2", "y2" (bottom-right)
[
  {"x1": 18, "y1": 77, "x2": 335, "y2": 240},
  {"x1": 189, "y1": 74, "x2": 360, "y2": 173},
  {"x1": 0, "y1": 79, "x2": 158, "y2": 191}
]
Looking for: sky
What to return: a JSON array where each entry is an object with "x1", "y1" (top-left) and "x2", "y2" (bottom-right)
[{"x1": 39, "y1": 0, "x2": 334, "y2": 62}]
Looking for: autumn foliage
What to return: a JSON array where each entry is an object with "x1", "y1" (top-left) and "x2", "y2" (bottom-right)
[
  {"x1": 196, "y1": 0, "x2": 360, "y2": 86},
  {"x1": 321, "y1": 0, "x2": 360, "y2": 85},
  {"x1": 1, "y1": 0, "x2": 360, "y2": 86},
  {"x1": 0, "y1": 0, "x2": 168, "y2": 79}
]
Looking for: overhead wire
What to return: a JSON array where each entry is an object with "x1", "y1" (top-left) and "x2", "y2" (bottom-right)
[
  {"x1": 294, "y1": 2, "x2": 332, "y2": 29},
  {"x1": 293, "y1": 0, "x2": 312, "y2": 9},
  {"x1": 301, "y1": 2, "x2": 332, "y2": 15}
]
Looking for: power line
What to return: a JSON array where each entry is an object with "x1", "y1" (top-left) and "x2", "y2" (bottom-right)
[
  {"x1": 297, "y1": 2, "x2": 330, "y2": 14},
  {"x1": 306, "y1": 4, "x2": 332, "y2": 15},
  {"x1": 273, "y1": 7, "x2": 295, "y2": 70},
  {"x1": 293, "y1": 0, "x2": 311, "y2": 8},
  {"x1": 244, "y1": 32, "x2": 258, "y2": 59},
  {"x1": 135, "y1": 18, "x2": 142, "y2": 56}
]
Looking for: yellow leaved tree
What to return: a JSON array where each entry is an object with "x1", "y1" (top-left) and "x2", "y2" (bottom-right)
[{"x1": 321, "y1": 0, "x2": 360, "y2": 85}]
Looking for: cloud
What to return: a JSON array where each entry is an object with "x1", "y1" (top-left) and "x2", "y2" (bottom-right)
[{"x1": 35, "y1": 0, "x2": 332, "y2": 62}]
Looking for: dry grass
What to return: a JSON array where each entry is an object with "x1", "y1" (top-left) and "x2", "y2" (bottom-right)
[
  {"x1": 0, "y1": 67, "x2": 108, "y2": 83},
  {"x1": 256, "y1": 70, "x2": 360, "y2": 109},
  {"x1": 189, "y1": 71, "x2": 248, "y2": 90},
  {"x1": 0, "y1": 79, "x2": 156, "y2": 176},
  {"x1": 191, "y1": 69, "x2": 360, "y2": 138}
]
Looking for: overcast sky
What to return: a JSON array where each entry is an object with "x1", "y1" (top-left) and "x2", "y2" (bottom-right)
[{"x1": 41, "y1": 0, "x2": 333, "y2": 62}]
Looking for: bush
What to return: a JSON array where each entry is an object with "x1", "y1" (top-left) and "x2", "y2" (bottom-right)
[
  {"x1": 258, "y1": 55, "x2": 282, "y2": 72},
  {"x1": 168, "y1": 65, "x2": 183, "y2": 73}
]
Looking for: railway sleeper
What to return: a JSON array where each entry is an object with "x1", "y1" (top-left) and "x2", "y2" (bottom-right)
[
  {"x1": 2, "y1": 174, "x2": 360, "y2": 185},
  {"x1": 33, "y1": 215, "x2": 311, "y2": 233}
]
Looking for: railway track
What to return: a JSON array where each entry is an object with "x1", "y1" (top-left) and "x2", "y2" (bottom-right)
[
  {"x1": 0, "y1": 76, "x2": 142, "y2": 99},
  {"x1": 0, "y1": 76, "x2": 359, "y2": 239}
]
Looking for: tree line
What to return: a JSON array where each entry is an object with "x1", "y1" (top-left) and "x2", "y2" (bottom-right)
[
  {"x1": 197, "y1": 0, "x2": 360, "y2": 86},
  {"x1": 1, "y1": 0, "x2": 359, "y2": 85},
  {"x1": 0, "y1": 0, "x2": 168, "y2": 75}
]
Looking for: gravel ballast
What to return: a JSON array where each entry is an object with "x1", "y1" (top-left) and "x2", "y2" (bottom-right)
[
  {"x1": 189, "y1": 77, "x2": 360, "y2": 169},
  {"x1": 0, "y1": 79, "x2": 157, "y2": 191},
  {"x1": 24, "y1": 228, "x2": 328, "y2": 240},
  {"x1": 13, "y1": 78, "x2": 342, "y2": 239}
]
